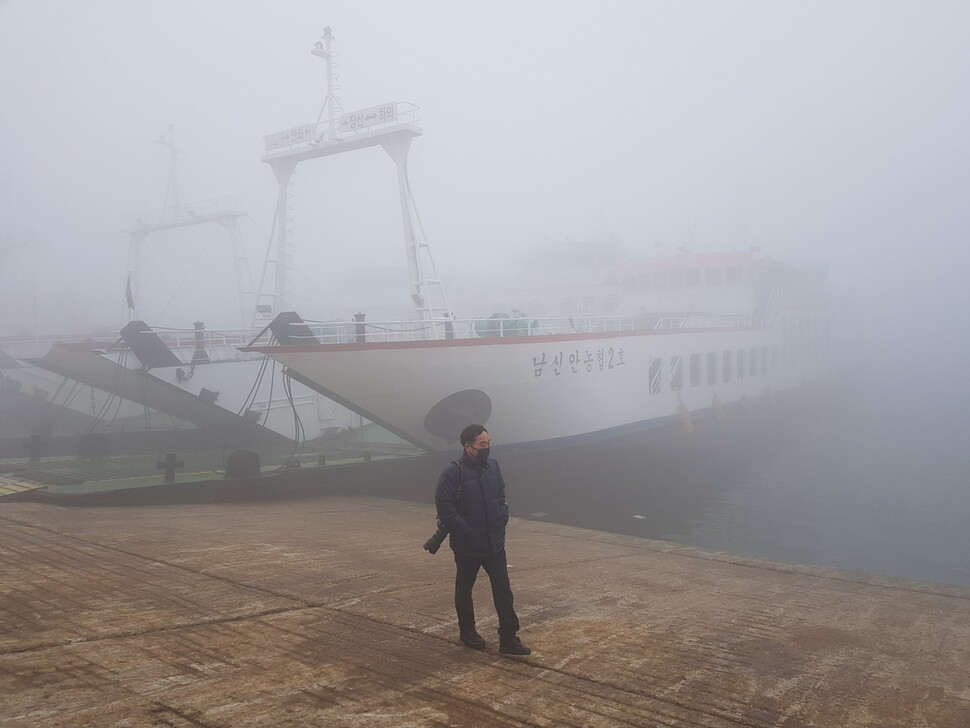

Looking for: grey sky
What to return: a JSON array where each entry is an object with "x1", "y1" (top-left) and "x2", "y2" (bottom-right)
[{"x1": 1, "y1": 1, "x2": 968, "y2": 333}]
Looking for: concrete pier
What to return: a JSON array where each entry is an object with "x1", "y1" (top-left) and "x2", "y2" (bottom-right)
[{"x1": 2, "y1": 495, "x2": 968, "y2": 727}]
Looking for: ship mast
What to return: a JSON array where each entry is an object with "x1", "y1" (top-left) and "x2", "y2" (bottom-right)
[
  {"x1": 126, "y1": 127, "x2": 252, "y2": 326},
  {"x1": 257, "y1": 27, "x2": 452, "y2": 325},
  {"x1": 313, "y1": 27, "x2": 342, "y2": 141},
  {"x1": 157, "y1": 125, "x2": 182, "y2": 220}
]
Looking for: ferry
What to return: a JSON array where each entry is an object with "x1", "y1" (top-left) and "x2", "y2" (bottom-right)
[
  {"x1": 1, "y1": 29, "x2": 836, "y2": 458},
  {"x1": 243, "y1": 249, "x2": 835, "y2": 453}
]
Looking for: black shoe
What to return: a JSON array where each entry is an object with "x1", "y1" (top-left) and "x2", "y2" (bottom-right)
[
  {"x1": 460, "y1": 631, "x2": 486, "y2": 650},
  {"x1": 499, "y1": 636, "x2": 531, "y2": 655}
]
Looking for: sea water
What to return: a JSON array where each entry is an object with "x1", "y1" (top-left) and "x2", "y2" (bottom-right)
[{"x1": 503, "y1": 366, "x2": 970, "y2": 588}]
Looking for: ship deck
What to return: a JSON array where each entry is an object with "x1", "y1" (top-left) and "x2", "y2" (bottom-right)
[{"x1": 2, "y1": 493, "x2": 968, "y2": 726}]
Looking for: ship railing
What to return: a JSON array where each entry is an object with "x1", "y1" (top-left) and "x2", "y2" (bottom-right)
[
  {"x1": 329, "y1": 102, "x2": 421, "y2": 141},
  {"x1": 125, "y1": 196, "x2": 243, "y2": 230},
  {"x1": 654, "y1": 314, "x2": 771, "y2": 330},
  {"x1": 296, "y1": 315, "x2": 636, "y2": 345},
  {"x1": 264, "y1": 103, "x2": 422, "y2": 153},
  {"x1": 0, "y1": 326, "x2": 261, "y2": 365},
  {"x1": 245, "y1": 310, "x2": 770, "y2": 349},
  {"x1": 153, "y1": 328, "x2": 259, "y2": 349},
  {"x1": 149, "y1": 327, "x2": 271, "y2": 363},
  {"x1": 0, "y1": 333, "x2": 117, "y2": 359},
  {"x1": 4, "y1": 311, "x2": 771, "y2": 363}
]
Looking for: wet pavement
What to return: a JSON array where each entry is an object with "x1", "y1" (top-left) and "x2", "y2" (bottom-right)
[{"x1": 2, "y1": 495, "x2": 969, "y2": 727}]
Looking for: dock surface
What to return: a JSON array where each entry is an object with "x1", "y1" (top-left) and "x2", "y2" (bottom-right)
[{"x1": 2, "y1": 495, "x2": 968, "y2": 727}]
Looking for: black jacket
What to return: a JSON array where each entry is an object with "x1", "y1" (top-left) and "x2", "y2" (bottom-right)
[{"x1": 435, "y1": 452, "x2": 510, "y2": 557}]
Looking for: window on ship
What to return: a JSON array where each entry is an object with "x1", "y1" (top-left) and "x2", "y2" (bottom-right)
[
  {"x1": 749, "y1": 347, "x2": 758, "y2": 377},
  {"x1": 705, "y1": 268, "x2": 723, "y2": 286},
  {"x1": 707, "y1": 352, "x2": 717, "y2": 385},
  {"x1": 649, "y1": 358, "x2": 662, "y2": 394},
  {"x1": 722, "y1": 351, "x2": 732, "y2": 383},
  {"x1": 689, "y1": 354, "x2": 702, "y2": 387},
  {"x1": 671, "y1": 356, "x2": 683, "y2": 391},
  {"x1": 737, "y1": 349, "x2": 746, "y2": 379}
]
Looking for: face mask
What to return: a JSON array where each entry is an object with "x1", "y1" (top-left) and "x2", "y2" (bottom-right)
[{"x1": 468, "y1": 445, "x2": 490, "y2": 463}]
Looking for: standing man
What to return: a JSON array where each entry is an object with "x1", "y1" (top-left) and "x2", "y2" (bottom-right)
[{"x1": 435, "y1": 424, "x2": 531, "y2": 655}]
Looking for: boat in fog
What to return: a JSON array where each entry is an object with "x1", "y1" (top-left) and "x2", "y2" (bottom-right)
[
  {"x1": 1, "y1": 29, "x2": 837, "y2": 461},
  {"x1": 0, "y1": 318, "x2": 360, "y2": 458},
  {"x1": 245, "y1": 248, "x2": 836, "y2": 452}
]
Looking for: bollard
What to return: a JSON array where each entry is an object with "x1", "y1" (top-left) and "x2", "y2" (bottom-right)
[
  {"x1": 157, "y1": 452, "x2": 184, "y2": 483},
  {"x1": 353, "y1": 312, "x2": 367, "y2": 344},
  {"x1": 24, "y1": 434, "x2": 47, "y2": 462}
]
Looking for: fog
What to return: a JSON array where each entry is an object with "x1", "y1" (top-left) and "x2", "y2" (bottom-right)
[
  {"x1": 4, "y1": 2, "x2": 970, "y2": 587},
  {"x1": 1, "y1": 0, "x2": 968, "y2": 335}
]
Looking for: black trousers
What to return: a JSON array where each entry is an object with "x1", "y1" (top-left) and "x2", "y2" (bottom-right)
[{"x1": 453, "y1": 549, "x2": 520, "y2": 639}]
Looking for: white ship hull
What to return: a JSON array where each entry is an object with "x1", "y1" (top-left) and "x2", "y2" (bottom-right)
[{"x1": 249, "y1": 311, "x2": 832, "y2": 452}]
